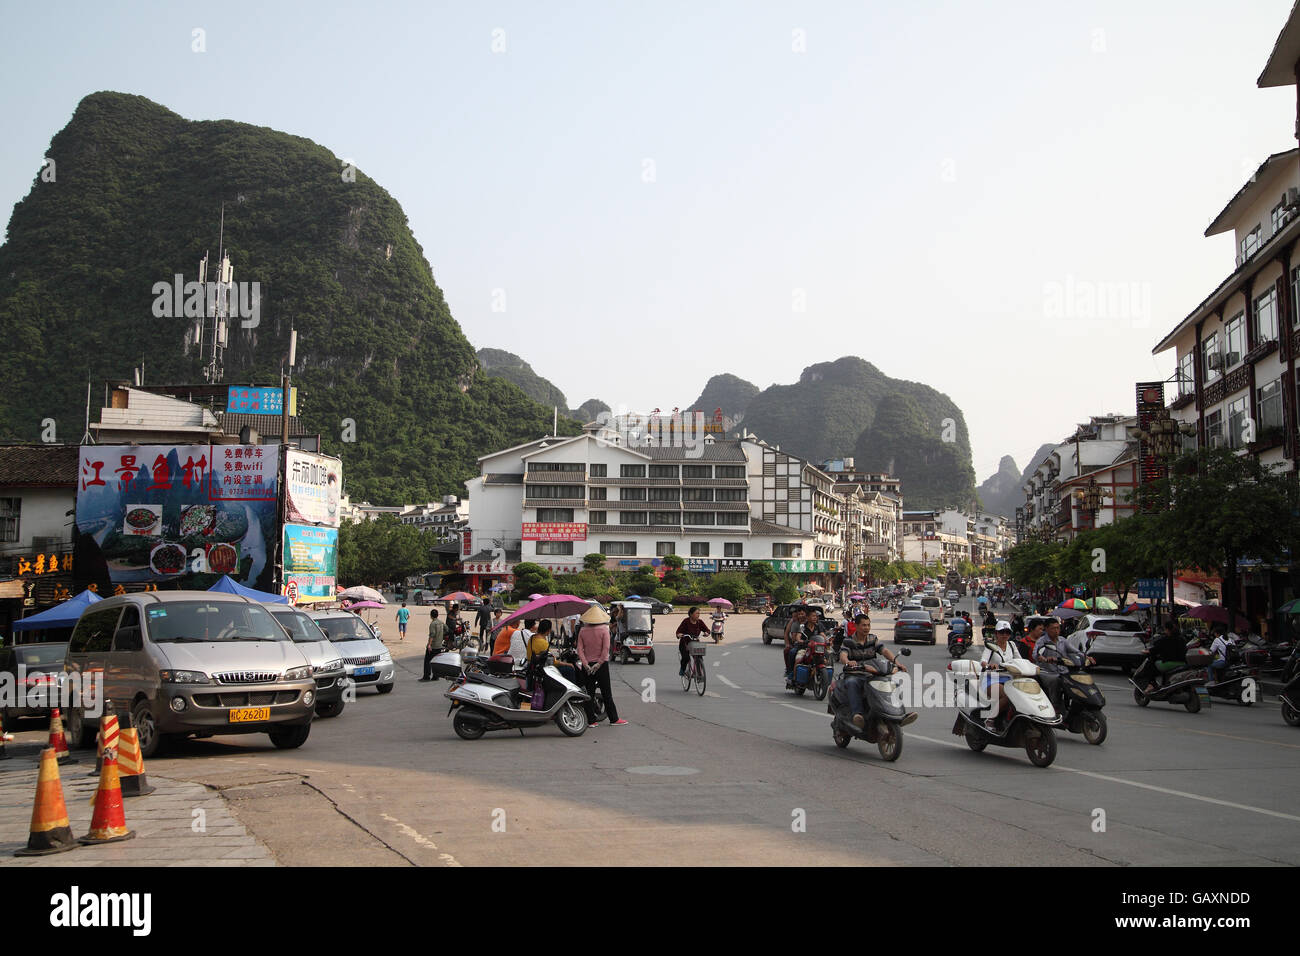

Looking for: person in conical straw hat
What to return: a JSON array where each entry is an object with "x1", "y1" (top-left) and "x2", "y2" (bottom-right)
[{"x1": 576, "y1": 605, "x2": 625, "y2": 726}]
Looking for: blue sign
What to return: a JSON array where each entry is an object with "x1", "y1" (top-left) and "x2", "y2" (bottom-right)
[
  {"x1": 1136, "y1": 578, "x2": 1166, "y2": 599},
  {"x1": 227, "y1": 386, "x2": 284, "y2": 415},
  {"x1": 687, "y1": 558, "x2": 717, "y2": 573}
]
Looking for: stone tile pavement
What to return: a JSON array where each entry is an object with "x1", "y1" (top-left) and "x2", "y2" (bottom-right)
[{"x1": 0, "y1": 749, "x2": 275, "y2": 866}]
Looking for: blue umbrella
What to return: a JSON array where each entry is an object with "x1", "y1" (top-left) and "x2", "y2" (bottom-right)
[{"x1": 626, "y1": 594, "x2": 644, "y2": 600}]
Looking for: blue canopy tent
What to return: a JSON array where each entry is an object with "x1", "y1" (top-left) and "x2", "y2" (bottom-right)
[
  {"x1": 207, "y1": 575, "x2": 290, "y2": 604},
  {"x1": 13, "y1": 589, "x2": 103, "y2": 632}
]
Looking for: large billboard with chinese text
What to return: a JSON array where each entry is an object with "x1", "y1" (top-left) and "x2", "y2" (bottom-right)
[
  {"x1": 283, "y1": 524, "x2": 338, "y2": 602},
  {"x1": 285, "y1": 450, "x2": 341, "y2": 527},
  {"x1": 74, "y1": 445, "x2": 279, "y2": 594}
]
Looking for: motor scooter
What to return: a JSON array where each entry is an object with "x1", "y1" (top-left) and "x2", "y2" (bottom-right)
[
  {"x1": 1130, "y1": 647, "x2": 1209, "y2": 713},
  {"x1": 1187, "y1": 635, "x2": 1257, "y2": 705},
  {"x1": 443, "y1": 651, "x2": 590, "y2": 739},
  {"x1": 949, "y1": 657, "x2": 1061, "y2": 767},
  {"x1": 827, "y1": 648, "x2": 914, "y2": 761},
  {"x1": 1035, "y1": 643, "x2": 1107, "y2": 744},
  {"x1": 1278, "y1": 645, "x2": 1300, "y2": 727},
  {"x1": 789, "y1": 634, "x2": 833, "y2": 700}
]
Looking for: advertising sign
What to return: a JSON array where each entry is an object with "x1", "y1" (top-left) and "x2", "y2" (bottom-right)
[
  {"x1": 76, "y1": 445, "x2": 279, "y2": 592},
  {"x1": 717, "y1": 558, "x2": 750, "y2": 572},
  {"x1": 283, "y1": 524, "x2": 338, "y2": 602},
  {"x1": 226, "y1": 386, "x2": 297, "y2": 416},
  {"x1": 521, "y1": 522, "x2": 588, "y2": 542},
  {"x1": 1135, "y1": 381, "x2": 1168, "y2": 504},
  {"x1": 285, "y1": 450, "x2": 342, "y2": 527},
  {"x1": 770, "y1": 559, "x2": 838, "y2": 574},
  {"x1": 687, "y1": 558, "x2": 717, "y2": 573}
]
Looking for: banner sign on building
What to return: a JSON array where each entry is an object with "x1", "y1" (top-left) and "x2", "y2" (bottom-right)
[
  {"x1": 1135, "y1": 381, "x2": 1168, "y2": 502},
  {"x1": 285, "y1": 450, "x2": 342, "y2": 527},
  {"x1": 226, "y1": 386, "x2": 297, "y2": 416},
  {"x1": 283, "y1": 524, "x2": 338, "y2": 602},
  {"x1": 687, "y1": 558, "x2": 717, "y2": 573},
  {"x1": 717, "y1": 558, "x2": 750, "y2": 572},
  {"x1": 76, "y1": 444, "x2": 279, "y2": 592},
  {"x1": 521, "y1": 522, "x2": 588, "y2": 542},
  {"x1": 770, "y1": 559, "x2": 838, "y2": 574}
]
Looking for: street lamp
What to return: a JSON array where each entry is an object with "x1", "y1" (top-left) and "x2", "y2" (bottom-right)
[
  {"x1": 1131, "y1": 408, "x2": 1196, "y2": 460},
  {"x1": 1072, "y1": 478, "x2": 1112, "y2": 528}
]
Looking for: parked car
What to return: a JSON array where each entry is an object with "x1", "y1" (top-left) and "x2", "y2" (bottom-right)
[
  {"x1": 61, "y1": 591, "x2": 317, "y2": 758},
  {"x1": 762, "y1": 604, "x2": 830, "y2": 644},
  {"x1": 0, "y1": 641, "x2": 69, "y2": 724},
  {"x1": 308, "y1": 610, "x2": 395, "y2": 694},
  {"x1": 267, "y1": 606, "x2": 350, "y2": 718},
  {"x1": 645, "y1": 598, "x2": 674, "y2": 615},
  {"x1": 1070, "y1": 614, "x2": 1148, "y2": 672},
  {"x1": 893, "y1": 610, "x2": 936, "y2": 645}
]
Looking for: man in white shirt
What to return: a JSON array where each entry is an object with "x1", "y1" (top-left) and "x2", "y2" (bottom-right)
[{"x1": 1208, "y1": 625, "x2": 1235, "y2": 684}]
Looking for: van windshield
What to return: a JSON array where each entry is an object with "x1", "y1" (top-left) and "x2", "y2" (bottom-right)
[
  {"x1": 17, "y1": 644, "x2": 69, "y2": 666},
  {"x1": 145, "y1": 602, "x2": 285, "y2": 643},
  {"x1": 313, "y1": 616, "x2": 375, "y2": 642},
  {"x1": 270, "y1": 610, "x2": 327, "y2": 643}
]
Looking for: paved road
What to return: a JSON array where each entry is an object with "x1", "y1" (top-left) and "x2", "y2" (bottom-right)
[{"x1": 4, "y1": 599, "x2": 1297, "y2": 866}]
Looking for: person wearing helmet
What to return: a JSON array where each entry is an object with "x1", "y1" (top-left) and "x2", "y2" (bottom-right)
[{"x1": 980, "y1": 620, "x2": 1020, "y2": 729}]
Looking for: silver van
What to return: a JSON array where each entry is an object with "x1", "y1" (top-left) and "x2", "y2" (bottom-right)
[
  {"x1": 267, "y1": 606, "x2": 349, "y2": 718},
  {"x1": 919, "y1": 595, "x2": 944, "y2": 626},
  {"x1": 63, "y1": 591, "x2": 317, "y2": 757}
]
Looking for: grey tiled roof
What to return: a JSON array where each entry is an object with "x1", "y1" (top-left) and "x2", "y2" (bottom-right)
[
  {"x1": 483, "y1": 473, "x2": 525, "y2": 485},
  {"x1": 643, "y1": 441, "x2": 747, "y2": 462},
  {"x1": 749, "y1": 518, "x2": 808, "y2": 537},
  {"x1": 0, "y1": 444, "x2": 79, "y2": 486}
]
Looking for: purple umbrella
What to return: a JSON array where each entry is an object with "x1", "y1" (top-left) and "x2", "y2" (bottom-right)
[
  {"x1": 493, "y1": 595, "x2": 595, "y2": 632},
  {"x1": 707, "y1": 598, "x2": 733, "y2": 608}
]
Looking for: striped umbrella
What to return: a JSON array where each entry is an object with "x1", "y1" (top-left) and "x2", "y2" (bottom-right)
[{"x1": 1058, "y1": 598, "x2": 1090, "y2": 611}]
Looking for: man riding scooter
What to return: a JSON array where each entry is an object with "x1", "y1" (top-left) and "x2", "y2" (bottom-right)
[
  {"x1": 1135, "y1": 620, "x2": 1187, "y2": 694},
  {"x1": 839, "y1": 615, "x2": 915, "y2": 729}
]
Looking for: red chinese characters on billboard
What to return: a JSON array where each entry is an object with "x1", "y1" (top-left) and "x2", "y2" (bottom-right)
[{"x1": 521, "y1": 522, "x2": 588, "y2": 542}]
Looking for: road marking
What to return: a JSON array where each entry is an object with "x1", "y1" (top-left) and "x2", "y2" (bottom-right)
[
  {"x1": 380, "y1": 813, "x2": 462, "y2": 866},
  {"x1": 743, "y1": 690, "x2": 775, "y2": 699},
  {"x1": 717, "y1": 674, "x2": 741, "y2": 689},
  {"x1": 777, "y1": 702, "x2": 826, "y2": 716},
  {"x1": 722, "y1": 651, "x2": 731, "y2": 656},
  {"x1": 712, "y1": 660, "x2": 720, "y2": 667}
]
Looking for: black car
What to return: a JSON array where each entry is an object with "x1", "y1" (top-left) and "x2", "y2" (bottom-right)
[
  {"x1": 0, "y1": 641, "x2": 69, "y2": 723},
  {"x1": 762, "y1": 604, "x2": 830, "y2": 644},
  {"x1": 645, "y1": 598, "x2": 673, "y2": 615},
  {"x1": 893, "y1": 610, "x2": 936, "y2": 645}
]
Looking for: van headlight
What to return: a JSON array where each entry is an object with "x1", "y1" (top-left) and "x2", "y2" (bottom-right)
[
  {"x1": 314, "y1": 659, "x2": 345, "y2": 675},
  {"x1": 160, "y1": 670, "x2": 210, "y2": 684},
  {"x1": 378, "y1": 651, "x2": 392, "y2": 663},
  {"x1": 284, "y1": 666, "x2": 313, "y2": 681}
]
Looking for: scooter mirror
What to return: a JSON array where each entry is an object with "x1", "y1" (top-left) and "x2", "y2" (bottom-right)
[{"x1": 900, "y1": 648, "x2": 912, "y2": 656}]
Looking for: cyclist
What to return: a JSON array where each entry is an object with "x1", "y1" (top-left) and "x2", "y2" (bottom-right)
[{"x1": 676, "y1": 606, "x2": 709, "y2": 676}]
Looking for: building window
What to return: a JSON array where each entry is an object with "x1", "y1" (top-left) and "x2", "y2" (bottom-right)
[
  {"x1": 1253, "y1": 287, "x2": 1279, "y2": 345},
  {"x1": 589, "y1": 511, "x2": 606, "y2": 524},
  {"x1": 656, "y1": 542, "x2": 676, "y2": 557},
  {"x1": 683, "y1": 488, "x2": 714, "y2": 502},
  {"x1": 682, "y1": 465, "x2": 712, "y2": 479},
  {"x1": 716, "y1": 465, "x2": 745, "y2": 479},
  {"x1": 1205, "y1": 409, "x2": 1223, "y2": 449},
  {"x1": 1177, "y1": 351, "x2": 1195, "y2": 397},
  {"x1": 1273, "y1": 201, "x2": 1288, "y2": 236},
  {"x1": 683, "y1": 512, "x2": 714, "y2": 526},
  {"x1": 716, "y1": 512, "x2": 748, "y2": 526},
  {"x1": 619, "y1": 487, "x2": 647, "y2": 501},
  {"x1": 1258, "y1": 378, "x2": 1283, "y2": 431},
  {"x1": 648, "y1": 464, "x2": 678, "y2": 478},
  {"x1": 1227, "y1": 396, "x2": 1248, "y2": 449},
  {"x1": 619, "y1": 511, "x2": 647, "y2": 525},
  {"x1": 690, "y1": 542, "x2": 710, "y2": 557},
  {"x1": 1293, "y1": 266, "x2": 1300, "y2": 329},
  {"x1": 1224, "y1": 313, "x2": 1245, "y2": 367},
  {"x1": 528, "y1": 462, "x2": 582, "y2": 472},
  {"x1": 590, "y1": 464, "x2": 607, "y2": 477},
  {"x1": 1241, "y1": 225, "x2": 1262, "y2": 262},
  {"x1": 0, "y1": 497, "x2": 18, "y2": 543},
  {"x1": 649, "y1": 511, "x2": 678, "y2": 525},
  {"x1": 648, "y1": 487, "x2": 679, "y2": 501},
  {"x1": 536, "y1": 508, "x2": 574, "y2": 522},
  {"x1": 527, "y1": 485, "x2": 584, "y2": 499},
  {"x1": 601, "y1": 541, "x2": 636, "y2": 556},
  {"x1": 1203, "y1": 332, "x2": 1222, "y2": 383},
  {"x1": 715, "y1": 488, "x2": 746, "y2": 502},
  {"x1": 773, "y1": 543, "x2": 800, "y2": 558},
  {"x1": 620, "y1": 464, "x2": 646, "y2": 478},
  {"x1": 589, "y1": 487, "x2": 607, "y2": 501},
  {"x1": 536, "y1": 541, "x2": 574, "y2": 555}
]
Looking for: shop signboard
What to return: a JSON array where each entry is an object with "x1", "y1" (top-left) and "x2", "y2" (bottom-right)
[
  {"x1": 283, "y1": 524, "x2": 338, "y2": 602},
  {"x1": 76, "y1": 444, "x2": 278, "y2": 592},
  {"x1": 521, "y1": 522, "x2": 588, "y2": 542},
  {"x1": 285, "y1": 449, "x2": 342, "y2": 527},
  {"x1": 687, "y1": 558, "x2": 717, "y2": 573}
]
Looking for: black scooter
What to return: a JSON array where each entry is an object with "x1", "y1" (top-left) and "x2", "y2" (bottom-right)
[
  {"x1": 947, "y1": 625, "x2": 972, "y2": 659},
  {"x1": 827, "y1": 648, "x2": 914, "y2": 761},
  {"x1": 1036, "y1": 644, "x2": 1107, "y2": 744},
  {"x1": 1130, "y1": 652, "x2": 1208, "y2": 713},
  {"x1": 1279, "y1": 646, "x2": 1300, "y2": 727}
]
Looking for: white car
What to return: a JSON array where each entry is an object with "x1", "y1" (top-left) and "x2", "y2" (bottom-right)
[
  {"x1": 1071, "y1": 614, "x2": 1147, "y2": 672},
  {"x1": 308, "y1": 610, "x2": 396, "y2": 694}
]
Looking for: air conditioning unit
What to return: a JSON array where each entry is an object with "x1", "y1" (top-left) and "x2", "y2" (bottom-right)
[
  {"x1": 1208, "y1": 352, "x2": 1226, "y2": 370},
  {"x1": 1287, "y1": 187, "x2": 1299, "y2": 208}
]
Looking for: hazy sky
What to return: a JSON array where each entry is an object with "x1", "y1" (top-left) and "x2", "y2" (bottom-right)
[{"x1": 2, "y1": 0, "x2": 1296, "y2": 480}]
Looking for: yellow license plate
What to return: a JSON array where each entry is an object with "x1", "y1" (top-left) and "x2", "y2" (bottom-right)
[{"x1": 228, "y1": 707, "x2": 270, "y2": 723}]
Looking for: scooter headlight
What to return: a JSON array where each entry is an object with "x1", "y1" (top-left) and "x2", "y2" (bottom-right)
[
  {"x1": 1011, "y1": 678, "x2": 1041, "y2": 695},
  {"x1": 1072, "y1": 673, "x2": 1094, "y2": 685}
]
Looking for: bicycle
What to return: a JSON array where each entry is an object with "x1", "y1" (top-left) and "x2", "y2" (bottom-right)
[{"x1": 682, "y1": 641, "x2": 708, "y2": 695}]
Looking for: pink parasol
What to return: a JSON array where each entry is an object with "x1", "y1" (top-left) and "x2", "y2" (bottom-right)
[
  {"x1": 1185, "y1": 605, "x2": 1251, "y2": 630},
  {"x1": 493, "y1": 595, "x2": 595, "y2": 632},
  {"x1": 348, "y1": 601, "x2": 384, "y2": 610},
  {"x1": 707, "y1": 598, "x2": 733, "y2": 608}
]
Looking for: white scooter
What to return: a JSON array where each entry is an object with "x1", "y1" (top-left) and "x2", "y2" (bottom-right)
[
  {"x1": 948, "y1": 658, "x2": 1062, "y2": 767},
  {"x1": 441, "y1": 650, "x2": 590, "y2": 740}
]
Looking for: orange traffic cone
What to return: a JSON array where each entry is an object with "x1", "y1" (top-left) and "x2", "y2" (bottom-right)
[
  {"x1": 90, "y1": 709, "x2": 119, "y2": 776},
  {"x1": 116, "y1": 728, "x2": 155, "y2": 797},
  {"x1": 79, "y1": 748, "x2": 134, "y2": 845},
  {"x1": 47, "y1": 708, "x2": 76, "y2": 764},
  {"x1": 14, "y1": 748, "x2": 78, "y2": 856}
]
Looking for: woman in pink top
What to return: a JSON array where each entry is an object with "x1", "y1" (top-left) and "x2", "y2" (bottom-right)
[{"x1": 577, "y1": 605, "x2": 625, "y2": 726}]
